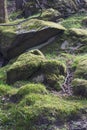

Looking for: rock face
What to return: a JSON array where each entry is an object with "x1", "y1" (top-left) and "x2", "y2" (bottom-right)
[{"x1": 0, "y1": 20, "x2": 65, "y2": 60}]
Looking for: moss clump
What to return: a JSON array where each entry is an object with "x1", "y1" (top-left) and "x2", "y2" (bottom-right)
[
  {"x1": 21, "y1": 18, "x2": 65, "y2": 31},
  {"x1": 62, "y1": 13, "x2": 87, "y2": 29},
  {"x1": 72, "y1": 78, "x2": 87, "y2": 98},
  {"x1": 40, "y1": 8, "x2": 61, "y2": 21},
  {"x1": 0, "y1": 83, "x2": 11, "y2": 96},
  {"x1": 69, "y1": 28, "x2": 87, "y2": 37},
  {"x1": 2, "y1": 93, "x2": 83, "y2": 130},
  {"x1": 0, "y1": 64, "x2": 11, "y2": 83},
  {"x1": 0, "y1": 26, "x2": 16, "y2": 49},
  {"x1": 29, "y1": 49, "x2": 45, "y2": 57},
  {"x1": 17, "y1": 83, "x2": 48, "y2": 97},
  {"x1": 74, "y1": 55, "x2": 87, "y2": 79},
  {"x1": 7, "y1": 50, "x2": 45, "y2": 84},
  {"x1": 6, "y1": 50, "x2": 66, "y2": 91},
  {"x1": 41, "y1": 60, "x2": 66, "y2": 91}
]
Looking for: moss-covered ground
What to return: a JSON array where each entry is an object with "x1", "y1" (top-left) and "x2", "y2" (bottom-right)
[{"x1": 0, "y1": 12, "x2": 87, "y2": 130}]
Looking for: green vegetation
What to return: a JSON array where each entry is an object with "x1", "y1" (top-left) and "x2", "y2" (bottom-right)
[
  {"x1": 0, "y1": 82, "x2": 87, "y2": 130},
  {"x1": 62, "y1": 13, "x2": 87, "y2": 29},
  {"x1": 7, "y1": 50, "x2": 45, "y2": 84},
  {"x1": 73, "y1": 54, "x2": 87, "y2": 79},
  {"x1": 0, "y1": 6, "x2": 87, "y2": 130},
  {"x1": 40, "y1": 8, "x2": 61, "y2": 21}
]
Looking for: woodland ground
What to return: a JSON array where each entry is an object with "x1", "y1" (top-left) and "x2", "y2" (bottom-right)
[{"x1": 0, "y1": 11, "x2": 87, "y2": 130}]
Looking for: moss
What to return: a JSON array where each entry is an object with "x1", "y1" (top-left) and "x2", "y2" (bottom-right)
[
  {"x1": 74, "y1": 55, "x2": 87, "y2": 79},
  {"x1": 69, "y1": 28, "x2": 87, "y2": 37},
  {"x1": 41, "y1": 60, "x2": 66, "y2": 75},
  {"x1": 40, "y1": 8, "x2": 61, "y2": 21},
  {"x1": 20, "y1": 18, "x2": 65, "y2": 31},
  {"x1": 0, "y1": 19, "x2": 65, "y2": 52},
  {"x1": 41, "y1": 60, "x2": 66, "y2": 91},
  {"x1": 72, "y1": 78, "x2": 87, "y2": 98},
  {"x1": 0, "y1": 83, "x2": 11, "y2": 96},
  {"x1": 29, "y1": 49, "x2": 45, "y2": 57},
  {"x1": 2, "y1": 93, "x2": 84, "y2": 130},
  {"x1": 62, "y1": 13, "x2": 87, "y2": 29},
  {"x1": 17, "y1": 83, "x2": 48, "y2": 97},
  {"x1": 0, "y1": 64, "x2": 11, "y2": 83},
  {"x1": 7, "y1": 50, "x2": 45, "y2": 84},
  {"x1": 0, "y1": 26, "x2": 16, "y2": 49}
]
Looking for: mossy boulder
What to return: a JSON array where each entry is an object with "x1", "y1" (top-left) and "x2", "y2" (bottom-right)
[
  {"x1": 9, "y1": 83, "x2": 48, "y2": 103},
  {"x1": 32, "y1": 60, "x2": 66, "y2": 91},
  {"x1": 40, "y1": 8, "x2": 61, "y2": 21},
  {"x1": 7, "y1": 50, "x2": 45, "y2": 84},
  {"x1": 74, "y1": 55, "x2": 87, "y2": 80},
  {"x1": 7, "y1": 50, "x2": 66, "y2": 91},
  {"x1": 17, "y1": 83, "x2": 48, "y2": 97},
  {"x1": 41, "y1": 60, "x2": 66, "y2": 75},
  {"x1": 69, "y1": 28, "x2": 87, "y2": 37},
  {"x1": 0, "y1": 19, "x2": 65, "y2": 59},
  {"x1": 0, "y1": 84, "x2": 11, "y2": 96},
  {"x1": 72, "y1": 78, "x2": 87, "y2": 98}
]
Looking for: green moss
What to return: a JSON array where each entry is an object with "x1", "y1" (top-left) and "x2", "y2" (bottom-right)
[
  {"x1": 20, "y1": 18, "x2": 65, "y2": 31},
  {"x1": 62, "y1": 13, "x2": 87, "y2": 29},
  {"x1": 41, "y1": 60, "x2": 66, "y2": 75},
  {"x1": 17, "y1": 83, "x2": 48, "y2": 97},
  {"x1": 74, "y1": 55, "x2": 87, "y2": 79},
  {"x1": 0, "y1": 81, "x2": 87, "y2": 130},
  {"x1": 0, "y1": 64, "x2": 11, "y2": 83},
  {"x1": 41, "y1": 60, "x2": 66, "y2": 91},
  {"x1": 7, "y1": 50, "x2": 45, "y2": 84},
  {"x1": 0, "y1": 26, "x2": 16, "y2": 48},
  {"x1": 69, "y1": 28, "x2": 87, "y2": 37},
  {"x1": 72, "y1": 78, "x2": 87, "y2": 98},
  {"x1": 40, "y1": 8, "x2": 61, "y2": 21},
  {"x1": 0, "y1": 18, "x2": 65, "y2": 51},
  {"x1": 0, "y1": 83, "x2": 11, "y2": 96},
  {"x1": 1, "y1": 93, "x2": 85, "y2": 130}
]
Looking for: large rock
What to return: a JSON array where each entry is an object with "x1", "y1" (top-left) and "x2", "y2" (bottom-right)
[{"x1": 0, "y1": 19, "x2": 65, "y2": 60}]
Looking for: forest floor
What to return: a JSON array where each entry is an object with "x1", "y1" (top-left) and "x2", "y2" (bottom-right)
[{"x1": 0, "y1": 12, "x2": 87, "y2": 130}]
